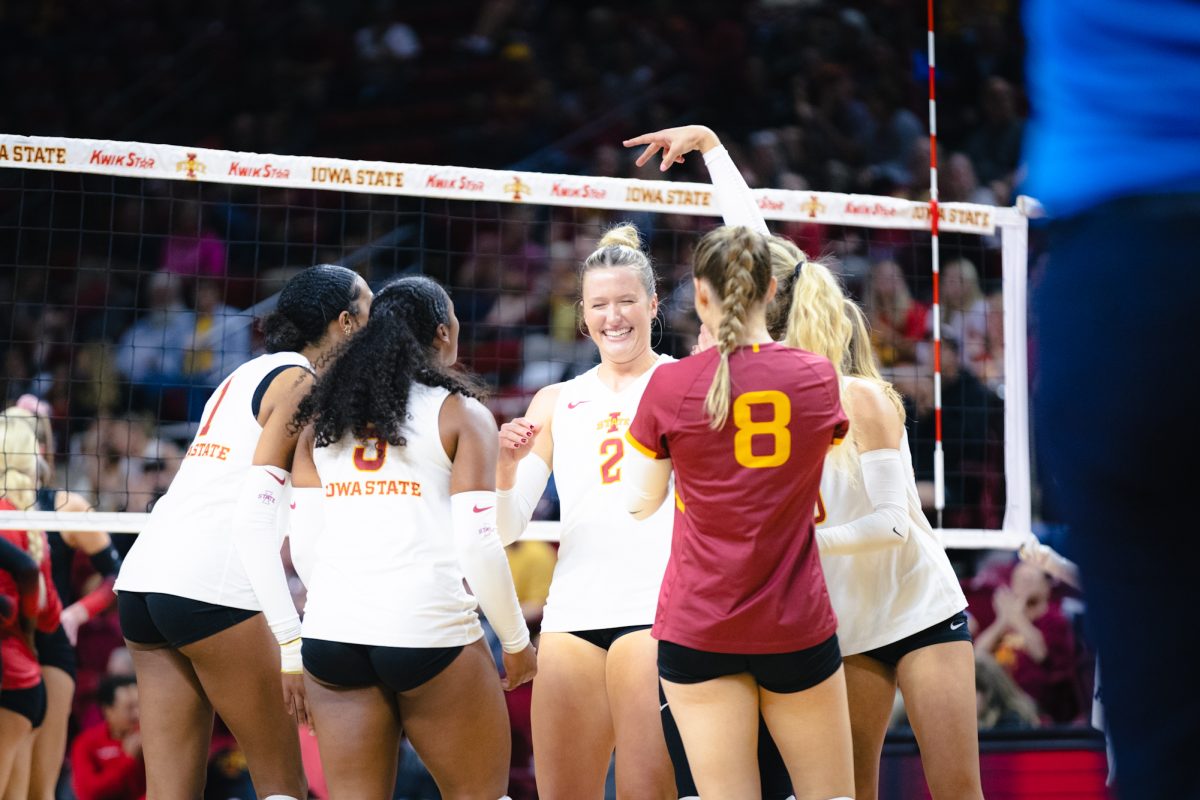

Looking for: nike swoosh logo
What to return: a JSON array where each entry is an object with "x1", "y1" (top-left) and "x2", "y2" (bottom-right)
[
  {"x1": 660, "y1": 702, "x2": 668, "y2": 711},
  {"x1": 265, "y1": 470, "x2": 286, "y2": 486},
  {"x1": 892, "y1": 527, "x2": 903, "y2": 537},
  {"x1": 567, "y1": 400, "x2": 590, "y2": 409},
  {"x1": 289, "y1": 502, "x2": 296, "y2": 510},
  {"x1": 950, "y1": 620, "x2": 966, "y2": 630},
  {"x1": 473, "y1": 505, "x2": 494, "y2": 513}
]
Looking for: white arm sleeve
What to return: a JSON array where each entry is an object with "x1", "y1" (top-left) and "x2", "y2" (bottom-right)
[
  {"x1": 451, "y1": 490, "x2": 531, "y2": 653},
  {"x1": 624, "y1": 446, "x2": 673, "y2": 521},
  {"x1": 816, "y1": 450, "x2": 911, "y2": 556},
  {"x1": 496, "y1": 455, "x2": 550, "y2": 546},
  {"x1": 286, "y1": 487, "x2": 324, "y2": 589},
  {"x1": 232, "y1": 465, "x2": 302, "y2": 645},
  {"x1": 704, "y1": 145, "x2": 770, "y2": 235}
]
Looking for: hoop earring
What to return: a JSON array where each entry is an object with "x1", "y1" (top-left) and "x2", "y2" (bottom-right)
[{"x1": 650, "y1": 309, "x2": 664, "y2": 351}]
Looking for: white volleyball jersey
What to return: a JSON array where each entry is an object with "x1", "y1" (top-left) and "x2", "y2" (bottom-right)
[
  {"x1": 541, "y1": 357, "x2": 674, "y2": 633},
  {"x1": 817, "y1": 422, "x2": 967, "y2": 656},
  {"x1": 116, "y1": 352, "x2": 309, "y2": 608},
  {"x1": 301, "y1": 384, "x2": 484, "y2": 648}
]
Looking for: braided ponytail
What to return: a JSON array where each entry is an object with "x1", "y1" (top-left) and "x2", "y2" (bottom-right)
[{"x1": 692, "y1": 226, "x2": 773, "y2": 429}]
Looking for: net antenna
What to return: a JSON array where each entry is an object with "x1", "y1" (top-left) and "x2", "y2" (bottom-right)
[
  {"x1": 927, "y1": 0, "x2": 945, "y2": 529},
  {"x1": 0, "y1": 134, "x2": 1032, "y2": 550}
]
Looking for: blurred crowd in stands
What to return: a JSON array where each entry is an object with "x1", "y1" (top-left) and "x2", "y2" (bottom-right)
[{"x1": 1, "y1": 0, "x2": 1096, "y2": 797}]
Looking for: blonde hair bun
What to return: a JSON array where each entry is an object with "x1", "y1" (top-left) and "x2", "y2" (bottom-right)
[{"x1": 597, "y1": 223, "x2": 643, "y2": 252}]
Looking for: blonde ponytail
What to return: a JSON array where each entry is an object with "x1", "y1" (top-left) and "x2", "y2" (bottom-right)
[
  {"x1": 0, "y1": 408, "x2": 39, "y2": 511},
  {"x1": 765, "y1": 235, "x2": 809, "y2": 340},
  {"x1": 692, "y1": 226, "x2": 773, "y2": 429},
  {"x1": 784, "y1": 259, "x2": 853, "y2": 370},
  {"x1": 1, "y1": 408, "x2": 48, "y2": 607},
  {"x1": 782, "y1": 265, "x2": 904, "y2": 477}
]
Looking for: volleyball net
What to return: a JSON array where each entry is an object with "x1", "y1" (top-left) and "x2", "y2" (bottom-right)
[{"x1": 0, "y1": 134, "x2": 1030, "y2": 550}]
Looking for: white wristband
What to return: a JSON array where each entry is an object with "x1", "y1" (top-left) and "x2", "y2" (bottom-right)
[{"x1": 280, "y1": 638, "x2": 302, "y2": 674}]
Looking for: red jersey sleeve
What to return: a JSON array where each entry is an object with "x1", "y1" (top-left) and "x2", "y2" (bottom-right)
[
  {"x1": 831, "y1": 404, "x2": 849, "y2": 445},
  {"x1": 626, "y1": 367, "x2": 675, "y2": 460},
  {"x1": 818, "y1": 360, "x2": 850, "y2": 445}
]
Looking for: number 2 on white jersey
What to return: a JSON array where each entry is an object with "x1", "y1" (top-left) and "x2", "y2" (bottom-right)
[{"x1": 600, "y1": 438, "x2": 624, "y2": 484}]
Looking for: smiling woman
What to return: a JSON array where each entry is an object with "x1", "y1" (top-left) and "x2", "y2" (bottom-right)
[{"x1": 494, "y1": 224, "x2": 677, "y2": 799}]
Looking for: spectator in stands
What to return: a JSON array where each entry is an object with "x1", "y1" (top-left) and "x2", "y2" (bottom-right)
[
  {"x1": 936, "y1": 258, "x2": 990, "y2": 379},
  {"x1": 180, "y1": 278, "x2": 252, "y2": 419},
  {"x1": 183, "y1": 279, "x2": 251, "y2": 387},
  {"x1": 907, "y1": 338, "x2": 1004, "y2": 528},
  {"x1": 942, "y1": 152, "x2": 1000, "y2": 207},
  {"x1": 864, "y1": 259, "x2": 929, "y2": 367},
  {"x1": 975, "y1": 292, "x2": 1006, "y2": 393},
  {"x1": 71, "y1": 674, "x2": 146, "y2": 800},
  {"x1": 115, "y1": 272, "x2": 194, "y2": 417},
  {"x1": 354, "y1": 1, "x2": 421, "y2": 63},
  {"x1": 123, "y1": 436, "x2": 184, "y2": 516},
  {"x1": 159, "y1": 201, "x2": 227, "y2": 278},
  {"x1": 864, "y1": 81, "x2": 925, "y2": 189},
  {"x1": 974, "y1": 562, "x2": 1081, "y2": 724},
  {"x1": 964, "y1": 77, "x2": 1023, "y2": 196},
  {"x1": 975, "y1": 654, "x2": 1040, "y2": 730},
  {"x1": 71, "y1": 414, "x2": 178, "y2": 516}
]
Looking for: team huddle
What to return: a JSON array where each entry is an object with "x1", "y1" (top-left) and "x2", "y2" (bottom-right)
[{"x1": 51, "y1": 126, "x2": 983, "y2": 800}]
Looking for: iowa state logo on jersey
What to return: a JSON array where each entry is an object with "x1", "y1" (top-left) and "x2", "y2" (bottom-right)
[{"x1": 595, "y1": 411, "x2": 630, "y2": 433}]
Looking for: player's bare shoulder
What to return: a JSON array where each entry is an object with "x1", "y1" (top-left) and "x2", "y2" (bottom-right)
[
  {"x1": 441, "y1": 392, "x2": 496, "y2": 436},
  {"x1": 842, "y1": 377, "x2": 904, "y2": 448}
]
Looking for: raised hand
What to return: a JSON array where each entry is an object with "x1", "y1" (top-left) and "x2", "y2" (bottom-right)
[{"x1": 623, "y1": 125, "x2": 721, "y2": 172}]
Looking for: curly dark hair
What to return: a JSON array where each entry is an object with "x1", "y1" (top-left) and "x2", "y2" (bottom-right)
[
  {"x1": 293, "y1": 276, "x2": 486, "y2": 448},
  {"x1": 260, "y1": 264, "x2": 363, "y2": 353}
]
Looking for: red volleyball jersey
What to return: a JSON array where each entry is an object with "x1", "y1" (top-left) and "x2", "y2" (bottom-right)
[
  {"x1": 626, "y1": 342, "x2": 848, "y2": 654},
  {"x1": 1, "y1": 498, "x2": 63, "y2": 690}
]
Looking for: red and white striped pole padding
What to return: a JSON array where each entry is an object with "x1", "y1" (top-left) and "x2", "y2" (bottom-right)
[{"x1": 928, "y1": 0, "x2": 945, "y2": 529}]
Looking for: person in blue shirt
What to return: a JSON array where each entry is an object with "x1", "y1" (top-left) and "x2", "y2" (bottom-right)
[{"x1": 1024, "y1": 3, "x2": 1200, "y2": 798}]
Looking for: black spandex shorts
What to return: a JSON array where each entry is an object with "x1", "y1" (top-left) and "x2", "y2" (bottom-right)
[
  {"x1": 35, "y1": 624, "x2": 77, "y2": 680},
  {"x1": 658, "y1": 632, "x2": 842, "y2": 695},
  {"x1": 302, "y1": 638, "x2": 464, "y2": 693},
  {"x1": 859, "y1": 610, "x2": 972, "y2": 668},
  {"x1": 568, "y1": 624, "x2": 652, "y2": 651},
  {"x1": 0, "y1": 681, "x2": 47, "y2": 728},
  {"x1": 117, "y1": 591, "x2": 258, "y2": 649}
]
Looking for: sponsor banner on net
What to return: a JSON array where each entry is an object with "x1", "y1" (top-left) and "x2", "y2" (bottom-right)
[
  {"x1": 769, "y1": 191, "x2": 995, "y2": 234},
  {"x1": 308, "y1": 160, "x2": 406, "y2": 189},
  {"x1": 0, "y1": 135, "x2": 998, "y2": 234}
]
